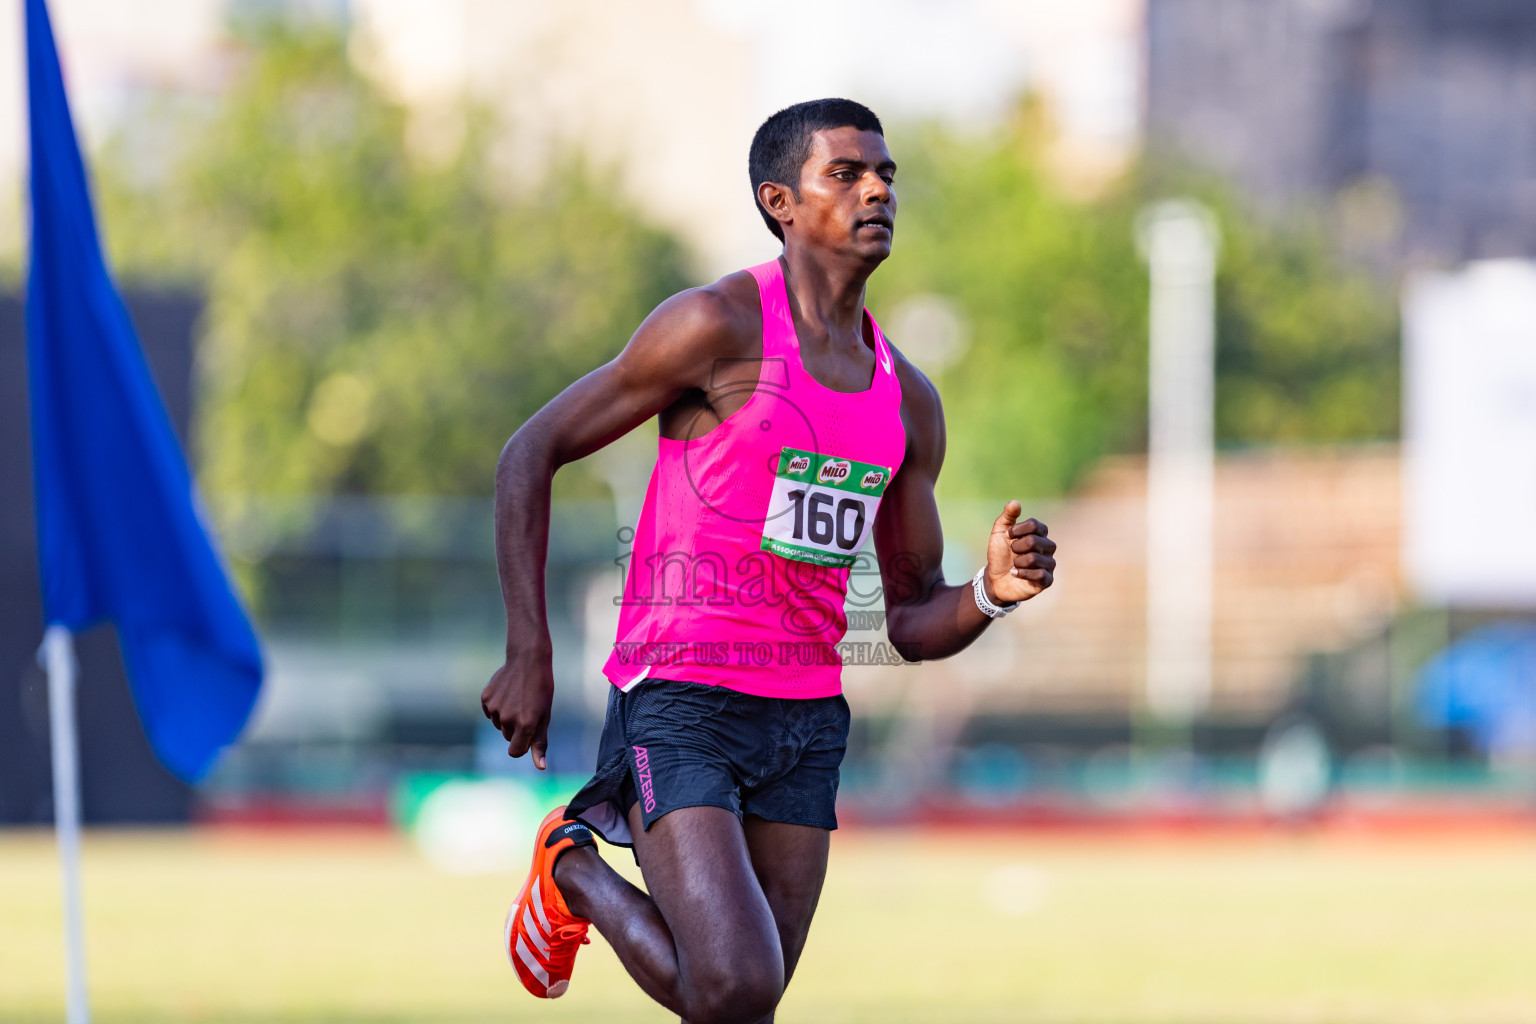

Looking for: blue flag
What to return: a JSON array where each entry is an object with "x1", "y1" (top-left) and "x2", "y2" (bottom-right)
[{"x1": 26, "y1": 0, "x2": 263, "y2": 782}]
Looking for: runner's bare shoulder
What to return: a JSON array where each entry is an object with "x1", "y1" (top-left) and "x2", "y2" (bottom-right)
[{"x1": 619, "y1": 270, "x2": 764, "y2": 393}]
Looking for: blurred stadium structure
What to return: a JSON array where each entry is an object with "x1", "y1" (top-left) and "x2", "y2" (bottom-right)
[
  {"x1": 1148, "y1": 0, "x2": 1536, "y2": 266},
  {"x1": 2, "y1": 0, "x2": 1535, "y2": 834},
  {"x1": 181, "y1": 445, "x2": 1525, "y2": 826}
]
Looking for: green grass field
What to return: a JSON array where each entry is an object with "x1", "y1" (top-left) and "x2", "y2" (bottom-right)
[{"x1": 3, "y1": 827, "x2": 1536, "y2": 1023}]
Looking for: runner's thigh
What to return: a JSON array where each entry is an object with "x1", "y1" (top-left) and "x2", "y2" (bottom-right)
[
  {"x1": 629, "y1": 803, "x2": 784, "y2": 995},
  {"x1": 743, "y1": 817, "x2": 830, "y2": 983}
]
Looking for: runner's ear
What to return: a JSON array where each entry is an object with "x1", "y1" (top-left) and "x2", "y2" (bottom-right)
[{"x1": 757, "y1": 180, "x2": 795, "y2": 231}]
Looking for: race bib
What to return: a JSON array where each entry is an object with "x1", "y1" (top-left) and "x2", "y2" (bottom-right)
[{"x1": 760, "y1": 446, "x2": 891, "y2": 568}]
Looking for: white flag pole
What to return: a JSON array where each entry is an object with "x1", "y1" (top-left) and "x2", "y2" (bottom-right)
[
  {"x1": 1137, "y1": 201, "x2": 1220, "y2": 725},
  {"x1": 42, "y1": 624, "x2": 91, "y2": 1024}
]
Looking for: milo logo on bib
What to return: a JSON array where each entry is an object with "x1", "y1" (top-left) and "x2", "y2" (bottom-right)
[
  {"x1": 761, "y1": 447, "x2": 893, "y2": 568},
  {"x1": 818, "y1": 460, "x2": 851, "y2": 485}
]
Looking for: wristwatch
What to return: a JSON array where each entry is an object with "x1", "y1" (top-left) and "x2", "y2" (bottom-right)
[{"x1": 972, "y1": 567, "x2": 1020, "y2": 618}]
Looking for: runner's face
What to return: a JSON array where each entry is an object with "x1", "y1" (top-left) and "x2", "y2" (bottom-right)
[{"x1": 793, "y1": 127, "x2": 896, "y2": 260}]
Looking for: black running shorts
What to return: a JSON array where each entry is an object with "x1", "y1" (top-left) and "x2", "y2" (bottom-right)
[{"x1": 566, "y1": 677, "x2": 851, "y2": 847}]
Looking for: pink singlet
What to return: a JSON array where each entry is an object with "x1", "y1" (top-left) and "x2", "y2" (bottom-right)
[{"x1": 601, "y1": 258, "x2": 907, "y2": 699}]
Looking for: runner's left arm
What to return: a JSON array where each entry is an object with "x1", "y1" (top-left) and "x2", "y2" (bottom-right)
[{"x1": 871, "y1": 358, "x2": 1055, "y2": 662}]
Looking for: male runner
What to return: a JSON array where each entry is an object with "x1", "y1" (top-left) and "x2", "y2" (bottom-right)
[{"x1": 481, "y1": 98, "x2": 1056, "y2": 1024}]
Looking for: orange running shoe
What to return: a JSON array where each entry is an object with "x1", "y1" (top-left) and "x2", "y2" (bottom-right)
[{"x1": 505, "y1": 806, "x2": 595, "y2": 999}]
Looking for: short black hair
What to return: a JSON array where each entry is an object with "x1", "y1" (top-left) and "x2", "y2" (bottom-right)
[{"x1": 749, "y1": 98, "x2": 884, "y2": 240}]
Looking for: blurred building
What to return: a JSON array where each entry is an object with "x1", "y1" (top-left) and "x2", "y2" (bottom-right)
[{"x1": 1147, "y1": 0, "x2": 1536, "y2": 264}]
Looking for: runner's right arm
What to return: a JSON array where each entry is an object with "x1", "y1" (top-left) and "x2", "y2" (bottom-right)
[
  {"x1": 481, "y1": 287, "x2": 747, "y2": 768},
  {"x1": 872, "y1": 351, "x2": 1056, "y2": 661}
]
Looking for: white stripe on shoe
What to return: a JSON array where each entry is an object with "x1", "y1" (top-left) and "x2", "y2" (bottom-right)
[
  {"x1": 523, "y1": 906, "x2": 550, "y2": 957},
  {"x1": 515, "y1": 935, "x2": 550, "y2": 991},
  {"x1": 502, "y1": 891, "x2": 523, "y2": 967},
  {"x1": 531, "y1": 876, "x2": 554, "y2": 935}
]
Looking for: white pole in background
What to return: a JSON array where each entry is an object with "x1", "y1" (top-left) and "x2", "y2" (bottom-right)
[
  {"x1": 1137, "y1": 201, "x2": 1219, "y2": 722},
  {"x1": 42, "y1": 624, "x2": 90, "y2": 1024}
]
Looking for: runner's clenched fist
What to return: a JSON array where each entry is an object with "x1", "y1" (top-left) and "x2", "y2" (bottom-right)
[{"x1": 986, "y1": 500, "x2": 1055, "y2": 605}]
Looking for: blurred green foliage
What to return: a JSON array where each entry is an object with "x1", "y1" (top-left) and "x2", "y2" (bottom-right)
[
  {"x1": 1213, "y1": 199, "x2": 1402, "y2": 448},
  {"x1": 98, "y1": 22, "x2": 690, "y2": 500},
  {"x1": 870, "y1": 115, "x2": 1148, "y2": 500},
  {"x1": 92, "y1": 26, "x2": 1397, "y2": 505},
  {"x1": 872, "y1": 106, "x2": 1400, "y2": 499}
]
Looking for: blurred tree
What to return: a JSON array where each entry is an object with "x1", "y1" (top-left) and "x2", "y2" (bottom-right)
[
  {"x1": 1212, "y1": 202, "x2": 1401, "y2": 447},
  {"x1": 870, "y1": 102, "x2": 1400, "y2": 500},
  {"x1": 94, "y1": 44, "x2": 1396, "y2": 507},
  {"x1": 97, "y1": 21, "x2": 691, "y2": 500},
  {"x1": 870, "y1": 106, "x2": 1148, "y2": 501}
]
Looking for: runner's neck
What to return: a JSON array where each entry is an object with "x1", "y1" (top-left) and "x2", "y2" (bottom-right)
[{"x1": 776, "y1": 250, "x2": 872, "y2": 343}]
